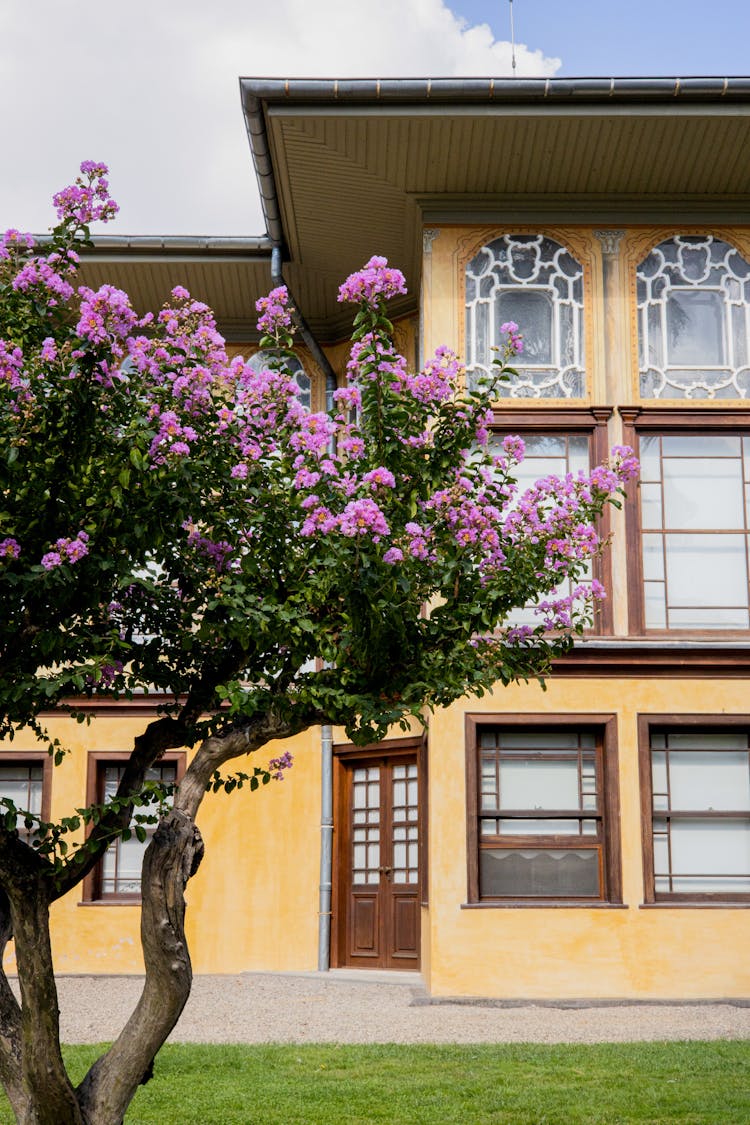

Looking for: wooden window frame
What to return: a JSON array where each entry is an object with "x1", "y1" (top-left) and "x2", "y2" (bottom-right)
[
  {"x1": 622, "y1": 406, "x2": 750, "y2": 636},
  {"x1": 638, "y1": 713, "x2": 750, "y2": 906},
  {"x1": 0, "y1": 751, "x2": 53, "y2": 829},
  {"x1": 465, "y1": 713, "x2": 622, "y2": 907},
  {"x1": 81, "y1": 751, "x2": 186, "y2": 903},
  {"x1": 490, "y1": 407, "x2": 615, "y2": 635}
]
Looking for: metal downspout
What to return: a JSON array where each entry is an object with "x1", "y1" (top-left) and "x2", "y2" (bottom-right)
[
  {"x1": 270, "y1": 246, "x2": 338, "y2": 408},
  {"x1": 268, "y1": 246, "x2": 337, "y2": 971}
]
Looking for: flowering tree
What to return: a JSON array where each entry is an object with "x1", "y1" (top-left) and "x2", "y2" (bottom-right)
[{"x1": 0, "y1": 164, "x2": 637, "y2": 1124}]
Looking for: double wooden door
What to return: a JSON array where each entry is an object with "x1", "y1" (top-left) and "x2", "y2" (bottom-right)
[{"x1": 334, "y1": 749, "x2": 421, "y2": 970}]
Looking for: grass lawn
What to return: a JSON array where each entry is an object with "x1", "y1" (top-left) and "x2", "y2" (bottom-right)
[{"x1": 0, "y1": 1041, "x2": 748, "y2": 1123}]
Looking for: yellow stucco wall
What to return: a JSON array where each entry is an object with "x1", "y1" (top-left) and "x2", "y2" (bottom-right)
[
  {"x1": 1, "y1": 717, "x2": 322, "y2": 976},
  {"x1": 424, "y1": 676, "x2": 750, "y2": 1000}
]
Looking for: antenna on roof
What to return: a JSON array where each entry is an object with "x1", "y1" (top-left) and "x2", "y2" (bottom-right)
[{"x1": 509, "y1": 0, "x2": 517, "y2": 77}]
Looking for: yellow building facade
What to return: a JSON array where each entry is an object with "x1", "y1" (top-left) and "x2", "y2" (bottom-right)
[{"x1": 4, "y1": 76, "x2": 750, "y2": 1000}]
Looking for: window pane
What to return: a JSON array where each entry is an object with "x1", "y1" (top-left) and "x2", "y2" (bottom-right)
[
  {"x1": 668, "y1": 750, "x2": 750, "y2": 811},
  {"x1": 480, "y1": 849, "x2": 600, "y2": 897},
  {"x1": 669, "y1": 818, "x2": 750, "y2": 878},
  {"x1": 497, "y1": 817, "x2": 584, "y2": 836},
  {"x1": 665, "y1": 533, "x2": 747, "y2": 607},
  {"x1": 666, "y1": 291, "x2": 724, "y2": 366},
  {"x1": 499, "y1": 758, "x2": 579, "y2": 810},
  {"x1": 662, "y1": 458, "x2": 744, "y2": 529},
  {"x1": 495, "y1": 291, "x2": 552, "y2": 364}
]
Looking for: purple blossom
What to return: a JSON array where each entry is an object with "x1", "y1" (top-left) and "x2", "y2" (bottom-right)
[
  {"x1": 52, "y1": 161, "x2": 119, "y2": 226},
  {"x1": 268, "y1": 750, "x2": 294, "y2": 780},
  {"x1": 500, "y1": 320, "x2": 524, "y2": 354},
  {"x1": 0, "y1": 538, "x2": 20, "y2": 560},
  {"x1": 255, "y1": 286, "x2": 292, "y2": 338},
  {"x1": 362, "y1": 467, "x2": 396, "y2": 490},
  {"x1": 338, "y1": 498, "x2": 390, "y2": 540},
  {"x1": 338, "y1": 256, "x2": 407, "y2": 306},
  {"x1": 382, "y1": 547, "x2": 404, "y2": 565}
]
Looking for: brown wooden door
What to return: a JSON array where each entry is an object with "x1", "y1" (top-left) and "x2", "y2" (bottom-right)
[{"x1": 336, "y1": 752, "x2": 420, "y2": 970}]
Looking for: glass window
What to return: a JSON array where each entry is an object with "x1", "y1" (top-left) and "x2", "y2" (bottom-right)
[
  {"x1": 248, "y1": 350, "x2": 311, "y2": 410},
  {"x1": 637, "y1": 236, "x2": 750, "y2": 399},
  {"x1": 94, "y1": 761, "x2": 178, "y2": 900},
  {"x1": 639, "y1": 432, "x2": 750, "y2": 629},
  {"x1": 465, "y1": 235, "x2": 586, "y2": 399},
  {"x1": 648, "y1": 731, "x2": 750, "y2": 899},
  {"x1": 0, "y1": 761, "x2": 45, "y2": 842},
  {"x1": 491, "y1": 432, "x2": 595, "y2": 627},
  {"x1": 473, "y1": 728, "x2": 616, "y2": 902}
]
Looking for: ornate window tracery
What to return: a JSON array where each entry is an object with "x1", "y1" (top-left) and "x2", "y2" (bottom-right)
[
  {"x1": 249, "y1": 350, "x2": 312, "y2": 410},
  {"x1": 465, "y1": 235, "x2": 586, "y2": 399},
  {"x1": 637, "y1": 236, "x2": 750, "y2": 399}
]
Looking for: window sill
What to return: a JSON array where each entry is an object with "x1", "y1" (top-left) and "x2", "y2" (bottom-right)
[
  {"x1": 78, "y1": 900, "x2": 142, "y2": 908},
  {"x1": 639, "y1": 901, "x2": 750, "y2": 909},
  {"x1": 461, "y1": 901, "x2": 628, "y2": 910}
]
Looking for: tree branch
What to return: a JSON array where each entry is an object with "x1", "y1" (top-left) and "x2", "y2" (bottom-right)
[{"x1": 0, "y1": 885, "x2": 27, "y2": 1120}]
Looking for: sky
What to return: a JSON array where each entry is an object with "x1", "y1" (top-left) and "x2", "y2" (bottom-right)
[{"x1": 1, "y1": 0, "x2": 749, "y2": 238}]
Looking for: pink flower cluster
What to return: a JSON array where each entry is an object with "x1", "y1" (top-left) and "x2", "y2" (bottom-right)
[
  {"x1": 76, "y1": 285, "x2": 138, "y2": 347},
  {"x1": 0, "y1": 229, "x2": 35, "y2": 261},
  {"x1": 40, "y1": 531, "x2": 89, "y2": 571},
  {"x1": 183, "y1": 521, "x2": 233, "y2": 571},
  {"x1": 500, "y1": 320, "x2": 524, "y2": 354},
  {"x1": 255, "y1": 286, "x2": 292, "y2": 338},
  {"x1": 148, "y1": 410, "x2": 198, "y2": 462},
  {"x1": 0, "y1": 538, "x2": 20, "y2": 560},
  {"x1": 13, "y1": 254, "x2": 75, "y2": 306},
  {"x1": 338, "y1": 256, "x2": 407, "y2": 306},
  {"x1": 52, "y1": 161, "x2": 119, "y2": 226}
]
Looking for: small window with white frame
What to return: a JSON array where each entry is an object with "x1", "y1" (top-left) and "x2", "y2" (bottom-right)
[
  {"x1": 637, "y1": 235, "x2": 750, "y2": 399},
  {"x1": 465, "y1": 234, "x2": 586, "y2": 399}
]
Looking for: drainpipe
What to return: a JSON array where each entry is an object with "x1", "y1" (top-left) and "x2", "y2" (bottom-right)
[
  {"x1": 269, "y1": 245, "x2": 337, "y2": 971},
  {"x1": 270, "y1": 246, "x2": 338, "y2": 408}
]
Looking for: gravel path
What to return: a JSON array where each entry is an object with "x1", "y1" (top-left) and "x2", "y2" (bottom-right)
[{"x1": 46, "y1": 972, "x2": 750, "y2": 1045}]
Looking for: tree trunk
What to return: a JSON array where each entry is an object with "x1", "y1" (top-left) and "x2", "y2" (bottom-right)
[
  {"x1": 5, "y1": 865, "x2": 83, "y2": 1125},
  {"x1": 76, "y1": 810, "x2": 204, "y2": 1125}
]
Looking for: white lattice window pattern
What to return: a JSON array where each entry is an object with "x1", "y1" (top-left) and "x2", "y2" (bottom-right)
[
  {"x1": 248, "y1": 350, "x2": 311, "y2": 410},
  {"x1": 465, "y1": 235, "x2": 586, "y2": 399},
  {"x1": 637, "y1": 236, "x2": 750, "y2": 399}
]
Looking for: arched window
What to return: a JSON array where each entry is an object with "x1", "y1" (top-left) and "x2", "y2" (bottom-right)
[
  {"x1": 637, "y1": 236, "x2": 750, "y2": 399},
  {"x1": 248, "y1": 350, "x2": 312, "y2": 410},
  {"x1": 465, "y1": 234, "x2": 586, "y2": 398}
]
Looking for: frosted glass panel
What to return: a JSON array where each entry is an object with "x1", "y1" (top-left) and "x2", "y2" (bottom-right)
[
  {"x1": 666, "y1": 291, "x2": 724, "y2": 365},
  {"x1": 496, "y1": 291, "x2": 553, "y2": 363},
  {"x1": 499, "y1": 758, "x2": 578, "y2": 810},
  {"x1": 661, "y1": 435, "x2": 741, "y2": 457},
  {"x1": 662, "y1": 458, "x2": 744, "y2": 529},
  {"x1": 669, "y1": 751, "x2": 750, "y2": 811},
  {"x1": 480, "y1": 848, "x2": 600, "y2": 897},
  {"x1": 498, "y1": 818, "x2": 581, "y2": 835},
  {"x1": 665, "y1": 534, "x2": 747, "y2": 606},
  {"x1": 640, "y1": 484, "x2": 663, "y2": 529}
]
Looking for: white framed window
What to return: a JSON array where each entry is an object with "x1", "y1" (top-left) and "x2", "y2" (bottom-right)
[
  {"x1": 465, "y1": 235, "x2": 586, "y2": 399},
  {"x1": 637, "y1": 236, "x2": 750, "y2": 399}
]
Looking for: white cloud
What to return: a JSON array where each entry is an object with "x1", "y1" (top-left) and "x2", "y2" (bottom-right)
[{"x1": 0, "y1": 0, "x2": 560, "y2": 236}]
